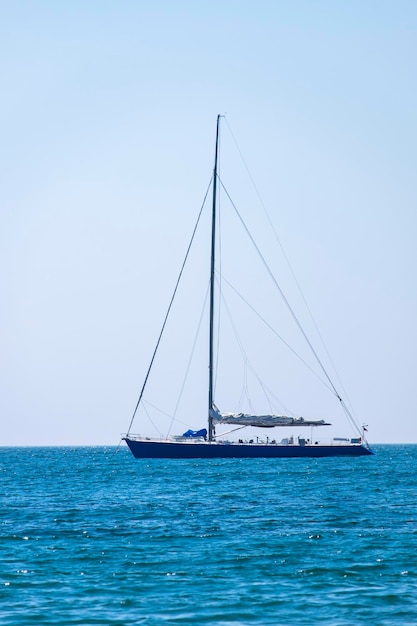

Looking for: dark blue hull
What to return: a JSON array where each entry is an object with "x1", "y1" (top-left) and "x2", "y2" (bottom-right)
[{"x1": 124, "y1": 438, "x2": 373, "y2": 459}]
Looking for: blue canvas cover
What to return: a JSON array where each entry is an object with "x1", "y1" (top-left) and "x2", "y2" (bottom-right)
[{"x1": 182, "y1": 428, "x2": 207, "y2": 439}]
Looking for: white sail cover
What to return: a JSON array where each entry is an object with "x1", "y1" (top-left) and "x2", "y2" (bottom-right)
[{"x1": 210, "y1": 408, "x2": 330, "y2": 428}]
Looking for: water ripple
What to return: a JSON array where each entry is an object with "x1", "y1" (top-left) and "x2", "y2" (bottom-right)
[{"x1": 1, "y1": 445, "x2": 417, "y2": 624}]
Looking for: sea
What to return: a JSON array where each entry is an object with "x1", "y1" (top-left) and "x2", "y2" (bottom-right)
[{"x1": 1, "y1": 445, "x2": 417, "y2": 625}]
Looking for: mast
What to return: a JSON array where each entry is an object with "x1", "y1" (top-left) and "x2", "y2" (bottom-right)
[{"x1": 208, "y1": 115, "x2": 221, "y2": 441}]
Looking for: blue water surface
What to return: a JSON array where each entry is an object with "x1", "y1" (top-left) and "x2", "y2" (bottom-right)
[{"x1": 1, "y1": 445, "x2": 417, "y2": 625}]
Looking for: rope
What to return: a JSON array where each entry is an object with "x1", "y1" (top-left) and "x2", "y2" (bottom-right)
[
  {"x1": 219, "y1": 273, "x2": 334, "y2": 393},
  {"x1": 217, "y1": 277, "x2": 293, "y2": 415},
  {"x1": 126, "y1": 178, "x2": 213, "y2": 436},
  {"x1": 224, "y1": 118, "x2": 363, "y2": 436},
  {"x1": 166, "y1": 281, "x2": 210, "y2": 437},
  {"x1": 218, "y1": 177, "x2": 364, "y2": 438}
]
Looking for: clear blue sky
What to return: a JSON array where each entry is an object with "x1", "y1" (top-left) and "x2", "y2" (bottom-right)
[{"x1": 1, "y1": 1, "x2": 416, "y2": 445}]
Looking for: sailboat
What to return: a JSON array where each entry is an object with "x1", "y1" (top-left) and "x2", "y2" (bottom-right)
[{"x1": 123, "y1": 116, "x2": 373, "y2": 459}]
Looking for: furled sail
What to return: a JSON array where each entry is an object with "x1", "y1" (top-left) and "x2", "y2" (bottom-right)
[{"x1": 210, "y1": 407, "x2": 330, "y2": 428}]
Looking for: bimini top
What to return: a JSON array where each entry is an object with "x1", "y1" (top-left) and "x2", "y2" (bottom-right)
[{"x1": 210, "y1": 407, "x2": 330, "y2": 428}]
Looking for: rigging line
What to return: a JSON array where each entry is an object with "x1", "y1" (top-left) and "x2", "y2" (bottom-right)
[
  {"x1": 216, "y1": 425, "x2": 248, "y2": 437},
  {"x1": 339, "y1": 399, "x2": 367, "y2": 441},
  {"x1": 217, "y1": 279, "x2": 294, "y2": 416},
  {"x1": 142, "y1": 400, "x2": 196, "y2": 429},
  {"x1": 126, "y1": 177, "x2": 213, "y2": 436},
  {"x1": 255, "y1": 379, "x2": 294, "y2": 417},
  {"x1": 219, "y1": 179, "x2": 345, "y2": 398},
  {"x1": 142, "y1": 399, "x2": 174, "y2": 419},
  {"x1": 219, "y1": 272, "x2": 333, "y2": 394},
  {"x1": 219, "y1": 178, "x2": 364, "y2": 437},
  {"x1": 167, "y1": 281, "x2": 210, "y2": 437},
  {"x1": 214, "y1": 278, "x2": 252, "y2": 411},
  {"x1": 237, "y1": 357, "x2": 251, "y2": 413},
  {"x1": 111, "y1": 439, "x2": 123, "y2": 457},
  {"x1": 233, "y1": 344, "x2": 250, "y2": 409},
  {"x1": 215, "y1": 275, "x2": 247, "y2": 360},
  {"x1": 224, "y1": 117, "x2": 358, "y2": 420},
  {"x1": 142, "y1": 402, "x2": 164, "y2": 437}
]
